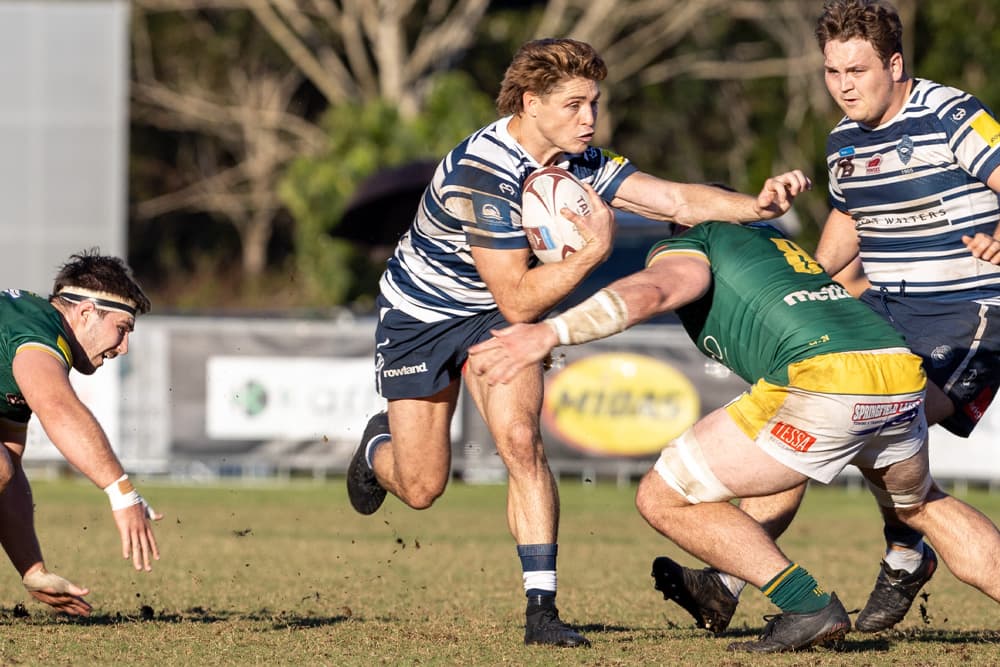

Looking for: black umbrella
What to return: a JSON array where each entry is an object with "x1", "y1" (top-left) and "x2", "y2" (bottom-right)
[{"x1": 334, "y1": 159, "x2": 438, "y2": 246}]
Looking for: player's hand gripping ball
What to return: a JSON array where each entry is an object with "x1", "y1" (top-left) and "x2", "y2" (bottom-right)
[{"x1": 521, "y1": 166, "x2": 590, "y2": 263}]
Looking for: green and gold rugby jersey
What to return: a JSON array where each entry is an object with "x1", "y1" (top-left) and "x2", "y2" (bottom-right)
[
  {"x1": 0, "y1": 289, "x2": 73, "y2": 423},
  {"x1": 646, "y1": 222, "x2": 908, "y2": 386}
]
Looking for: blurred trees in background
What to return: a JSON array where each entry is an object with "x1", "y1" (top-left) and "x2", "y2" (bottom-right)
[{"x1": 127, "y1": 0, "x2": 990, "y2": 313}]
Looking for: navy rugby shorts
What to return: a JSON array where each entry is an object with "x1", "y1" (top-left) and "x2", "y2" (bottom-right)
[
  {"x1": 373, "y1": 294, "x2": 510, "y2": 400},
  {"x1": 860, "y1": 288, "x2": 1000, "y2": 437}
]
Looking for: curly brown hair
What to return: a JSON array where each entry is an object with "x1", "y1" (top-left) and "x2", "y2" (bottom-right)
[
  {"x1": 50, "y1": 248, "x2": 151, "y2": 314},
  {"x1": 815, "y1": 0, "x2": 903, "y2": 65},
  {"x1": 495, "y1": 39, "x2": 607, "y2": 116}
]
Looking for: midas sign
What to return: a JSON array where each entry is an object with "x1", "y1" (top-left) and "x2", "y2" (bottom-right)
[{"x1": 542, "y1": 352, "x2": 700, "y2": 457}]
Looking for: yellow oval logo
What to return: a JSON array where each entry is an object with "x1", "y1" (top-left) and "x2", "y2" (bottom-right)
[{"x1": 543, "y1": 352, "x2": 700, "y2": 457}]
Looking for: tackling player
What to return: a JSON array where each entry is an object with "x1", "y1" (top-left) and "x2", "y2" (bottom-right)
[
  {"x1": 654, "y1": 0, "x2": 1000, "y2": 635},
  {"x1": 468, "y1": 221, "x2": 1000, "y2": 653}
]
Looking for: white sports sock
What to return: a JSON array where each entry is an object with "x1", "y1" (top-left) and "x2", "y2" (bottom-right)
[
  {"x1": 716, "y1": 572, "x2": 746, "y2": 598},
  {"x1": 884, "y1": 541, "x2": 925, "y2": 573}
]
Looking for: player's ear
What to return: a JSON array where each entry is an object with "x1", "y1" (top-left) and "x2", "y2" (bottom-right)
[
  {"x1": 77, "y1": 299, "x2": 97, "y2": 321},
  {"x1": 523, "y1": 91, "x2": 540, "y2": 118}
]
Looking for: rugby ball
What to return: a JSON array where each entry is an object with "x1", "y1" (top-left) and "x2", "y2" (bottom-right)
[{"x1": 521, "y1": 166, "x2": 590, "y2": 263}]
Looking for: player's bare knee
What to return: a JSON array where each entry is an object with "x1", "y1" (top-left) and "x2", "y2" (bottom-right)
[
  {"x1": 396, "y1": 482, "x2": 445, "y2": 510},
  {"x1": 394, "y1": 473, "x2": 447, "y2": 509},
  {"x1": 634, "y1": 470, "x2": 681, "y2": 521},
  {"x1": 495, "y1": 421, "x2": 544, "y2": 471}
]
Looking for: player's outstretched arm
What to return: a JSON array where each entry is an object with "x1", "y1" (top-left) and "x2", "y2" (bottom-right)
[
  {"x1": 22, "y1": 564, "x2": 93, "y2": 616},
  {"x1": 12, "y1": 349, "x2": 162, "y2": 571},
  {"x1": 753, "y1": 169, "x2": 812, "y2": 219},
  {"x1": 0, "y1": 446, "x2": 92, "y2": 615},
  {"x1": 470, "y1": 255, "x2": 710, "y2": 384}
]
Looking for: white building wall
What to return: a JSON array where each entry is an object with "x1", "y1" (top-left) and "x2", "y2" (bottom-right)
[
  {"x1": 0, "y1": 0, "x2": 129, "y2": 294},
  {"x1": 0, "y1": 1, "x2": 130, "y2": 466}
]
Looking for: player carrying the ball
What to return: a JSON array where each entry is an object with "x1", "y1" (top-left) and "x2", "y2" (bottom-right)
[{"x1": 347, "y1": 37, "x2": 809, "y2": 648}]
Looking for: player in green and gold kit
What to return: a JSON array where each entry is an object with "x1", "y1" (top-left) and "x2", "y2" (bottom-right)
[
  {"x1": 468, "y1": 222, "x2": 1000, "y2": 653},
  {"x1": 0, "y1": 251, "x2": 161, "y2": 617}
]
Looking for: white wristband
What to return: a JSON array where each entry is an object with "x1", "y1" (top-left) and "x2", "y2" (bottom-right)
[{"x1": 103, "y1": 474, "x2": 142, "y2": 511}]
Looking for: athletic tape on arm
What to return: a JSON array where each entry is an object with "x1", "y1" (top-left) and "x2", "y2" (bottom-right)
[
  {"x1": 103, "y1": 474, "x2": 157, "y2": 518},
  {"x1": 22, "y1": 569, "x2": 74, "y2": 593},
  {"x1": 546, "y1": 288, "x2": 629, "y2": 346}
]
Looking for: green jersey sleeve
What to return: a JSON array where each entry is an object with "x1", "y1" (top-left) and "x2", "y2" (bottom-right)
[{"x1": 0, "y1": 289, "x2": 73, "y2": 423}]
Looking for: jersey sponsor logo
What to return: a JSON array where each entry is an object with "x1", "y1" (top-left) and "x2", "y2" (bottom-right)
[
  {"x1": 836, "y1": 156, "x2": 855, "y2": 179},
  {"x1": 838, "y1": 146, "x2": 856, "y2": 157},
  {"x1": 971, "y1": 112, "x2": 1000, "y2": 147},
  {"x1": 855, "y1": 206, "x2": 948, "y2": 228},
  {"x1": 865, "y1": 154, "x2": 882, "y2": 175},
  {"x1": 525, "y1": 226, "x2": 555, "y2": 251},
  {"x1": 3, "y1": 288, "x2": 22, "y2": 299},
  {"x1": 851, "y1": 399, "x2": 922, "y2": 422},
  {"x1": 770, "y1": 421, "x2": 816, "y2": 452},
  {"x1": 599, "y1": 148, "x2": 626, "y2": 165},
  {"x1": 499, "y1": 182, "x2": 516, "y2": 197},
  {"x1": 951, "y1": 108, "x2": 967, "y2": 123},
  {"x1": 849, "y1": 400, "x2": 921, "y2": 435},
  {"x1": 701, "y1": 335, "x2": 726, "y2": 364},
  {"x1": 930, "y1": 344, "x2": 953, "y2": 367},
  {"x1": 4, "y1": 393, "x2": 26, "y2": 408},
  {"x1": 381, "y1": 361, "x2": 429, "y2": 378},
  {"x1": 963, "y1": 385, "x2": 994, "y2": 422},
  {"x1": 782, "y1": 284, "x2": 851, "y2": 305}
]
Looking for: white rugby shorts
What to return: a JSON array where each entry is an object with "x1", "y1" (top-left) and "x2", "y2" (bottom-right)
[{"x1": 725, "y1": 348, "x2": 928, "y2": 483}]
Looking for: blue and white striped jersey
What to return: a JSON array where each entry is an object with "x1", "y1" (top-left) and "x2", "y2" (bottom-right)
[
  {"x1": 379, "y1": 116, "x2": 637, "y2": 322},
  {"x1": 826, "y1": 78, "x2": 1000, "y2": 303}
]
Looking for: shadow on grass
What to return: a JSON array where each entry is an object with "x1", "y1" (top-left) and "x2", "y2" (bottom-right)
[
  {"x1": 845, "y1": 628, "x2": 1000, "y2": 648},
  {"x1": 0, "y1": 605, "x2": 351, "y2": 630},
  {"x1": 632, "y1": 619, "x2": 999, "y2": 654}
]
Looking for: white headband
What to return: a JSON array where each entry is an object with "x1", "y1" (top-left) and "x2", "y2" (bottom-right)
[{"x1": 56, "y1": 287, "x2": 137, "y2": 316}]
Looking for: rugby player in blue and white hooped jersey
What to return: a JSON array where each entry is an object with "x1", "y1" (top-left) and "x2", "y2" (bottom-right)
[
  {"x1": 655, "y1": 0, "x2": 1000, "y2": 640},
  {"x1": 346, "y1": 38, "x2": 811, "y2": 648}
]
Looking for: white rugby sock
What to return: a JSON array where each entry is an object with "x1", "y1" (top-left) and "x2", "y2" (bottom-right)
[
  {"x1": 884, "y1": 542, "x2": 925, "y2": 573},
  {"x1": 716, "y1": 572, "x2": 746, "y2": 598}
]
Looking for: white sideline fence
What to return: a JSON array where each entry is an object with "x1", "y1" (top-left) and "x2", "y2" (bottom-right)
[{"x1": 22, "y1": 315, "x2": 1000, "y2": 490}]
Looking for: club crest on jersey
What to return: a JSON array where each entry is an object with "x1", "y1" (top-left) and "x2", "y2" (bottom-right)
[
  {"x1": 896, "y1": 135, "x2": 914, "y2": 165},
  {"x1": 470, "y1": 192, "x2": 510, "y2": 223}
]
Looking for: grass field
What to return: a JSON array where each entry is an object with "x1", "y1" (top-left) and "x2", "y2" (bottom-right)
[{"x1": 0, "y1": 477, "x2": 997, "y2": 666}]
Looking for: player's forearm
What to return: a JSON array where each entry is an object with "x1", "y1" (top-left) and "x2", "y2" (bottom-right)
[
  {"x1": 0, "y1": 466, "x2": 45, "y2": 576},
  {"x1": 672, "y1": 186, "x2": 763, "y2": 225},
  {"x1": 498, "y1": 245, "x2": 609, "y2": 323},
  {"x1": 36, "y1": 405, "x2": 126, "y2": 490}
]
